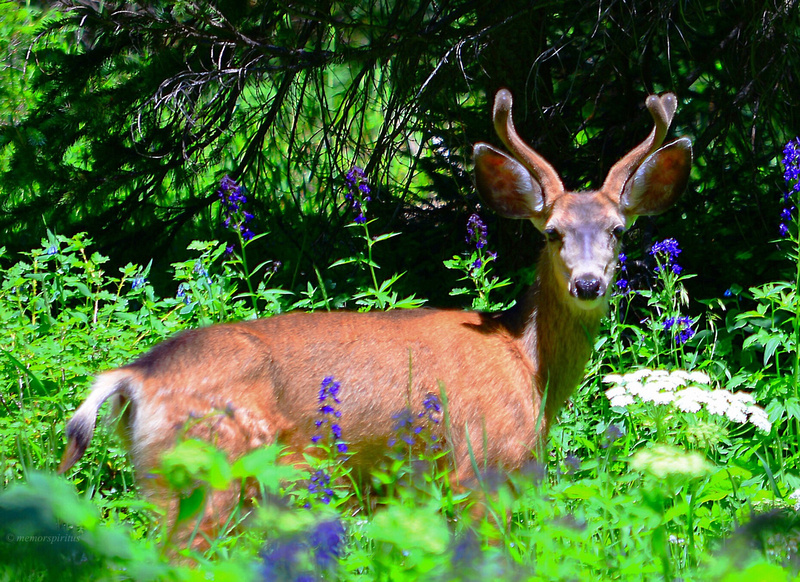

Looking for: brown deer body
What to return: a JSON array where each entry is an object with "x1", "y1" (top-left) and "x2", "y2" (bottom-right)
[{"x1": 59, "y1": 89, "x2": 691, "y2": 533}]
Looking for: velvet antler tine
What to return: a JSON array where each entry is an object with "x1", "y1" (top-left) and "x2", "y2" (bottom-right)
[
  {"x1": 602, "y1": 93, "x2": 678, "y2": 198},
  {"x1": 492, "y1": 89, "x2": 565, "y2": 199}
]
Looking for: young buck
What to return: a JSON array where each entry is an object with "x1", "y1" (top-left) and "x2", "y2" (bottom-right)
[{"x1": 59, "y1": 89, "x2": 691, "y2": 533}]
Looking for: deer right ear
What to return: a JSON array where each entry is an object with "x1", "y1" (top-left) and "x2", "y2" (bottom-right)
[{"x1": 473, "y1": 142, "x2": 545, "y2": 219}]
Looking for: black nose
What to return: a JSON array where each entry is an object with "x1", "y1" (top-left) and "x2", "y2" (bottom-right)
[{"x1": 574, "y1": 278, "x2": 602, "y2": 300}]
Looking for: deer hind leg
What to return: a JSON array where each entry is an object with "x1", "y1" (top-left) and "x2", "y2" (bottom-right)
[{"x1": 133, "y1": 404, "x2": 277, "y2": 552}]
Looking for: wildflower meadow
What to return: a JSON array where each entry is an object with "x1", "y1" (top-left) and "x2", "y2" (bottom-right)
[{"x1": 1, "y1": 142, "x2": 800, "y2": 580}]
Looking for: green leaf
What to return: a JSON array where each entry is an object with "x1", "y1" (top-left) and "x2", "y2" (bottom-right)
[
  {"x1": 785, "y1": 397, "x2": 800, "y2": 421},
  {"x1": 562, "y1": 483, "x2": 599, "y2": 500},
  {"x1": 763, "y1": 335, "x2": 783, "y2": 366},
  {"x1": 175, "y1": 487, "x2": 206, "y2": 524},
  {"x1": 1, "y1": 349, "x2": 49, "y2": 396}
]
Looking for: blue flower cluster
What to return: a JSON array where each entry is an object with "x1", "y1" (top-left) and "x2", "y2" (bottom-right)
[
  {"x1": 388, "y1": 392, "x2": 442, "y2": 453},
  {"x1": 312, "y1": 376, "x2": 347, "y2": 455},
  {"x1": 465, "y1": 213, "x2": 497, "y2": 270},
  {"x1": 344, "y1": 167, "x2": 372, "y2": 224},
  {"x1": 307, "y1": 376, "x2": 347, "y2": 506},
  {"x1": 663, "y1": 315, "x2": 695, "y2": 345},
  {"x1": 780, "y1": 138, "x2": 800, "y2": 237},
  {"x1": 259, "y1": 519, "x2": 345, "y2": 580},
  {"x1": 217, "y1": 175, "x2": 255, "y2": 241},
  {"x1": 602, "y1": 424, "x2": 623, "y2": 449},
  {"x1": 616, "y1": 252, "x2": 630, "y2": 293},
  {"x1": 307, "y1": 469, "x2": 335, "y2": 505},
  {"x1": 649, "y1": 238, "x2": 683, "y2": 275},
  {"x1": 131, "y1": 275, "x2": 146, "y2": 290},
  {"x1": 466, "y1": 213, "x2": 488, "y2": 249}
]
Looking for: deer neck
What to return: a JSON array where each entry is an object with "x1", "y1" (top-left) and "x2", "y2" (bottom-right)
[{"x1": 503, "y1": 249, "x2": 607, "y2": 422}]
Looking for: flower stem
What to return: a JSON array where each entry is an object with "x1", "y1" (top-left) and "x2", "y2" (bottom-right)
[{"x1": 238, "y1": 234, "x2": 259, "y2": 314}]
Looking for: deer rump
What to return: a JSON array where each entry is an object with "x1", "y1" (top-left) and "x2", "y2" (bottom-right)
[{"x1": 60, "y1": 308, "x2": 543, "y2": 484}]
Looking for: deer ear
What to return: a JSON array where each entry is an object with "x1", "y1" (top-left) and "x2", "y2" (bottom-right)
[
  {"x1": 621, "y1": 137, "x2": 692, "y2": 216},
  {"x1": 473, "y1": 142, "x2": 545, "y2": 219}
]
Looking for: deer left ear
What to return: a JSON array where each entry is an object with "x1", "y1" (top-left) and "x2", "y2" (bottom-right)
[{"x1": 621, "y1": 137, "x2": 692, "y2": 217}]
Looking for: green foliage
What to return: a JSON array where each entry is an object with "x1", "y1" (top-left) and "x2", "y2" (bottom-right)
[
  {"x1": 4, "y1": 202, "x2": 800, "y2": 579},
  {"x1": 3, "y1": 0, "x2": 800, "y2": 308},
  {"x1": 330, "y1": 219, "x2": 425, "y2": 312}
]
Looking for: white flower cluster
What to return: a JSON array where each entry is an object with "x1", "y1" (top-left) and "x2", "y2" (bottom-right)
[
  {"x1": 788, "y1": 489, "x2": 800, "y2": 512},
  {"x1": 603, "y1": 369, "x2": 772, "y2": 433}
]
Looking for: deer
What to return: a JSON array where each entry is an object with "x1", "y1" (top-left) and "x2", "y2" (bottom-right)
[{"x1": 58, "y1": 89, "x2": 692, "y2": 540}]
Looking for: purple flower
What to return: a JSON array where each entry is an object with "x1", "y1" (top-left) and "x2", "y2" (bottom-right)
[
  {"x1": 259, "y1": 537, "x2": 305, "y2": 580},
  {"x1": 563, "y1": 454, "x2": 581, "y2": 475},
  {"x1": 193, "y1": 260, "x2": 208, "y2": 278},
  {"x1": 259, "y1": 520, "x2": 345, "y2": 579},
  {"x1": 452, "y1": 530, "x2": 481, "y2": 571},
  {"x1": 418, "y1": 393, "x2": 442, "y2": 424},
  {"x1": 781, "y1": 138, "x2": 800, "y2": 237},
  {"x1": 466, "y1": 213, "x2": 488, "y2": 249},
  {"x1": 602, "y1": 424, "x2": 623, "y2": 449},
  {"x1": 309, "y1": 520, "x2": 345, "y2": 569},
  {"x1": 615, "y1": 251, "x2": 631, "y2": 294},
  {"x1": 650, "y1": 238, "x2": 681, "y2": 261},
  {"x1": 783, "y1": 138, "x2": 800, "y2": 188},
  {"x1": 308, "y1": 469, "x2": 334, "y2": 504},
  {"x1": 388, "y1": 393, "x2": 442, "y2": 453},
  {"x1": 131, "y1": 275, "x2": 146, "y2": 290},
  {"x1": 465, "y1": 214, "x2": 498, "y2": 273},
  {"x1": 389, "y1": 408, "x2": 416, "y2": 448},
  {"x1": 663, "y1": 315, "x2": 695, "y2": 345},
  {"x1": 344, "y1": 166, "x2": 371, "y2": 223},
  {"x1": 319, "y1": 376, "x2": 341, "y2": 404},
  {"x1": 217, "y1": 175, "x2": 256, "y2": 241},
  {"x1": 649, "y1": 238, "x2": 683, "y2": 275},
  {"x1": 311, "y1": 376, "x2": 347, "y2": 457}
]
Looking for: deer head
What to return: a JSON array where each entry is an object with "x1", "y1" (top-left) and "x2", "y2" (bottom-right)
[{"x1": 473, "y1": 89, "x2": 692, "y2": 309}]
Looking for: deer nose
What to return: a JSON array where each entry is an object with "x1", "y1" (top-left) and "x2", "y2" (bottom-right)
[{"x1": 573, "y1": 277, "x2": 603, "y2": 300}]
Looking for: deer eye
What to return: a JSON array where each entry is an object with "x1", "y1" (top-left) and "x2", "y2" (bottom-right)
[
  {"x1": 544, "y1": 227, "x2": 562, "y2": 243},
  {"x1": 612, "y1": 225, "x2": 626, "y2": 239}
]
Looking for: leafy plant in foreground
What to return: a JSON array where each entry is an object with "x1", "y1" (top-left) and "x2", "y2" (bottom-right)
[{"x1": 444, "y1": 213, "x2": 511, "y2": 311}]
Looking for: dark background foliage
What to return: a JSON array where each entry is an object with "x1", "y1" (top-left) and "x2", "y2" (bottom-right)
[{"x1": 2, "y1": 0, "x2": 798, "y2": 305}]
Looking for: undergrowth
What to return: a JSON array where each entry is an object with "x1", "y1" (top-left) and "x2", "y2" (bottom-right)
[{"x1": 2, "y1": 163, "x2": 800, "y2": 581}]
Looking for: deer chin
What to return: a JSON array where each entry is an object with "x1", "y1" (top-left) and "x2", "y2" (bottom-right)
[{"x1": 569, "y1": 294, "x2": 607, "y2": 311}]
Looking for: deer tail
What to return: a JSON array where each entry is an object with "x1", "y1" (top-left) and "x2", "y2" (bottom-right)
[{"x1": 58, "y1": 371, "x2": 135, "y2": 474}]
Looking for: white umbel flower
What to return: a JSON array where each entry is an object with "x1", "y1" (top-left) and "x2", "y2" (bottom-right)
[{"x1": 602, "y1": 368, "x2": 771, "y2": 433}]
